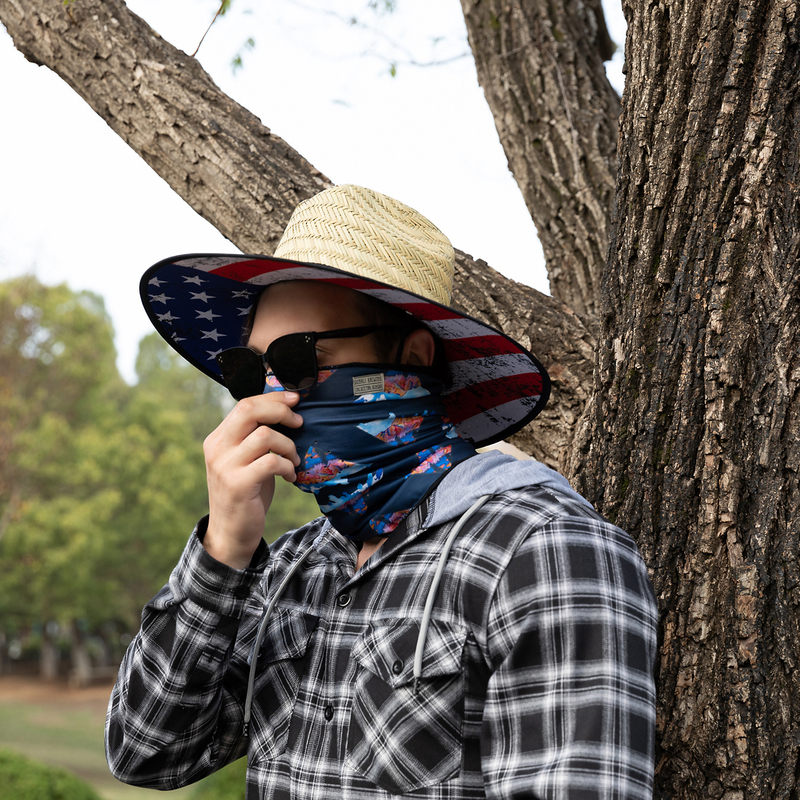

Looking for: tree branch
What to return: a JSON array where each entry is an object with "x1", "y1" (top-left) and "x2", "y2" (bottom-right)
[
  {"x1": 453, "y1": 250, "x2": 594, "y2": 471},
  {"x1": 459, "y1": 0, "x2": 621, "y2": 330}
]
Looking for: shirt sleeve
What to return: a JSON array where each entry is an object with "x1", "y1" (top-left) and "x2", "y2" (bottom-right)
[
  {"x1": 105, "y1": 517, "x2": 269, "y2": 789},
  {"x1": 481, "y1": 510, "x2": 658, "y2": 800}
]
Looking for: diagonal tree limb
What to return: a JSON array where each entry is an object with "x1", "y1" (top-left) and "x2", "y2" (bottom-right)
[{"x1": 460, "y1": 0, "x2": 620, "y2": 330}]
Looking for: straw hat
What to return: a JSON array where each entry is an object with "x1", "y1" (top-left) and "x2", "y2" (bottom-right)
[{"x1": 139, "y1": 185, "x2": 549, "y2": 447}]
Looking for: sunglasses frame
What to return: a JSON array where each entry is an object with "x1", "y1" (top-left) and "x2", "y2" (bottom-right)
[{"x1": 216, "y1": 325, "x2": 411, "y2": 399}]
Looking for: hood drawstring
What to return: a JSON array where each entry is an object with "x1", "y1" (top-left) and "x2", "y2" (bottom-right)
[
  {"x1": 243, "y1": 546, "x2": 316, "y2": 739},
  {"x1": 242, "y1": 494, "x2": 491, "y2": 737},
  {"x1": 413, "y1": 494, "x2": 490, "y2": 694}
]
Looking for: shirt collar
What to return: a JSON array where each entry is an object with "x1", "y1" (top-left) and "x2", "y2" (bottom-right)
[{"x1": 313, "y1": 494, "x2": 435, "y2": 582}]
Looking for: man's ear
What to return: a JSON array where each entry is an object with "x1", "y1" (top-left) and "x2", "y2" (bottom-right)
[{"x1": 401, "y1": 328, "x2": 436, "y2": 367}]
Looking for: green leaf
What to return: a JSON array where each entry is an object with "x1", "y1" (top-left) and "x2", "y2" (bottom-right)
[{"x1": 230, "y1": 37, "x2": 257, "y2": 74}]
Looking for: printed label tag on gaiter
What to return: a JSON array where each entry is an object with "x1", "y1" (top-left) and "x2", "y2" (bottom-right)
[{"x1": 352, "y1": 373, "x2": 385, "y2": 395}]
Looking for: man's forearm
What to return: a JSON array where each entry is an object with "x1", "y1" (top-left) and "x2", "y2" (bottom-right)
[{"x1": 105, "y1": 523, "x2": 267, "y2": 787}]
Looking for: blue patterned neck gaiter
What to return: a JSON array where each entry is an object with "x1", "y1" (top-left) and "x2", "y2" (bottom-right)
[{"x1": 266, "y1": 366, "x2": 477, "y2": 541}]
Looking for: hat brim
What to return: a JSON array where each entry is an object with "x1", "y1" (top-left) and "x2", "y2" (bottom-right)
[{"x1": 140, "y1": 253, "x2": 550, "y2": 448}]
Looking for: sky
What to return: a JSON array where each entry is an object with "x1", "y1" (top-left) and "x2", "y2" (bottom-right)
[{"x1": 0, "y1": 0, "x2": 626, "y2": 384}]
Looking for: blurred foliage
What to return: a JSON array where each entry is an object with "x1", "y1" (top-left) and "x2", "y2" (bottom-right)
[
  {"x1": 191, "y1": 756, "x2": 247, "y2": 799},
  {"x1": 231, "y1": 37, "x2": 256, "y2": 73},
  {"x1": 135, "y1": 330, "x2": 232, "y2": 441},
  {"x1": 0, "y1": 276, "x2": 319, "y2": 654},
  {"x1": 0, "y1": 749, "x2": 102, "y2": 800},
  {"x1": 264, "y1": 475, "x2": 320, "y2": 545}
]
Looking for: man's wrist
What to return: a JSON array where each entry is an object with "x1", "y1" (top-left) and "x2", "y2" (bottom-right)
[
  {"x1": 201, "y1": 519, "x2": 262, "y2": 570},
  {"x1": 179, "y1": 518, "x2": 269, "y2": 617}
]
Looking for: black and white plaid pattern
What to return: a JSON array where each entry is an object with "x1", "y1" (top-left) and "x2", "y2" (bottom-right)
[{"x1": 106, "y1": 485, "x2": 657, "y2": 799}]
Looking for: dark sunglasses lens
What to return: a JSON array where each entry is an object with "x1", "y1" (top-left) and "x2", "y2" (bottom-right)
[
  {"x1": 267, "y1": 333, "x2": 317, "y2": 391},
  {"x1": 216, "y1": 348, "x2": 265, "y2": 400}
]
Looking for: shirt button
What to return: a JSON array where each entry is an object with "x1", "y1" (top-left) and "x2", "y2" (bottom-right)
[
  {"x1": 392, "y1": 659, "x2": 403, "y2": 675},
  {"x1": 337, "y1": 593, "x2": 352, "y2": 607},
  {"x1": 232, "y1": 586, "x2": 249, "y2": 599},
  {"x1": 324, "y1": 704, "x2": 334, "y2": 721}
]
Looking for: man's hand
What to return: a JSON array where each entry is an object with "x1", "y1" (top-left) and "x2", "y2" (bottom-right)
[{"x1": 202, "y1": 391, "x2": 303, "y2": 569}]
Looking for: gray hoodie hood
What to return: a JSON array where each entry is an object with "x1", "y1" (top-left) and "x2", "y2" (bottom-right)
[{"x1": 424, "y1": 450, "x2": 593, "y2": 529}]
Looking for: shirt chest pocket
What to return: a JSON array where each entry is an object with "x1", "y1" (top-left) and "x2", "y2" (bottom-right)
[
  {"x1": 346, "y1": 619, "x2": 467, "y2": 794},
  {"x1": 248, "y1": 606, "x2": 318, "y2": 763}
]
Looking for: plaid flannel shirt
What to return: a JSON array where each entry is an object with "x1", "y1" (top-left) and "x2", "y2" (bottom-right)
[{"x1": 106, "y1": 483, "x2": 657, "y2": 799}]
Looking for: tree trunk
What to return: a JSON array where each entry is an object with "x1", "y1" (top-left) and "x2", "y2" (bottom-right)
[
  {"x1": 460, "y1": 0, "x2": 620, "y2": 328},
  {"x1": 69, "y1": 622, "x2": 92, "y2": 688},
  {"x1": 0, "y1": 0, "x2": 594, "y2": 469},
  {"x1": 40, "y1": 629, "x2": 58, "y2": 680},
  {"x1": 571, "y1": 0, "x2": 800, "y2": 796}
]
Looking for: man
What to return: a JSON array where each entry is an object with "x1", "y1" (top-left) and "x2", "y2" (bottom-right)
[{"x1": 107, "y1": 185, "x2": 657, "y2": 798}]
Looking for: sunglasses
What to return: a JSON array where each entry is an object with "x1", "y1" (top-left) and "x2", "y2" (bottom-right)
[{"x1": 216, "y1": 325, "x2": 410, "y2": 399}]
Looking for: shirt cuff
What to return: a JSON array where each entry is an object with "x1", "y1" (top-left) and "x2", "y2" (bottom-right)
[{"x1": 171, "y1": 516, "x2": 270, "y2": 619}]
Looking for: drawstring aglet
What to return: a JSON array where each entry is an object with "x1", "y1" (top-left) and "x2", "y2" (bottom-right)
[
  {"x1": 242, "y1": 721, "x2": 249, "y2": 739},
  {"x1": 413, "y1": 676, "x2": 420, "y2": 695}
]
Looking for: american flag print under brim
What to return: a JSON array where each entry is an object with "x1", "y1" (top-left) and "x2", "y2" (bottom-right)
[{"x1": 139, "y1": 253, "x2": 550, "y2": 448}]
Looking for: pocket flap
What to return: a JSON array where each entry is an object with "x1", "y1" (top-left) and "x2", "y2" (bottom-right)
[
  {"x1": 352, "y1": 619, "x2": 466, "y2": 687},
  {"x1": 253, "y1": 606, "x2": 318, "y2": 664}
]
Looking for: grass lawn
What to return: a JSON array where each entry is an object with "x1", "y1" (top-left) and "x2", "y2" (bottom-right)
[{"x1": 0, "y1": 676, "x2": 194, "y2": 800}]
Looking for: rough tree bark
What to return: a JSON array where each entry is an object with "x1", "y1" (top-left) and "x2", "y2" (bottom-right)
[
  {"x1": 0, "y1": 0, "x2": 594, "y2": 473},
  {"x1": 569, "y1": 0, "x2": 800, "y2": 796},
  {"x1": 460, "y1": 0, "x2": 620, "y2": 328}
]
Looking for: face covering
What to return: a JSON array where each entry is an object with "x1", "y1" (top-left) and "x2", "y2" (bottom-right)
[{"x1": 266, "y1": 365, "x2": 477, "y2": 542}]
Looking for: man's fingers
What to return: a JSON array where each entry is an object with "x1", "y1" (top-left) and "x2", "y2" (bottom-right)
[
  {"x1": 239, "y1": 423, "x2": 301, "y2": 468},
  {"x1": 235, "y1": 392, "x2": 303, "y2": 430},
  {"x1": 205, "y1": 392, "x2": 303, "y2": 453},
  {"x1": 202, "y1": 389, "x2": 306, "y2": 565},
  {"x1": 252, "y1": 450, "x2": 301, "y2": 484}
]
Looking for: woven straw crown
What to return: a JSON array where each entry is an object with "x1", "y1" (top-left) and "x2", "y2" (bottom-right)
[{"x1": 273, "y1": 185, "x2": 454, "y2": 306}]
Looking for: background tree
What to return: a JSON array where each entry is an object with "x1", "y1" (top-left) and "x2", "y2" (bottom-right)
[
  {"x1": 0, "y1": 276, "x2": 124, "y2": 677},
  {"x1": 0, "y1": 1, "x2": 798, "y2": 797},
  {"x1": 0, "y1": 277, "x2": 207, "y2": 675},
  {"x1": 0, "y1": 278, "x2": 318, "y2": 681}
]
